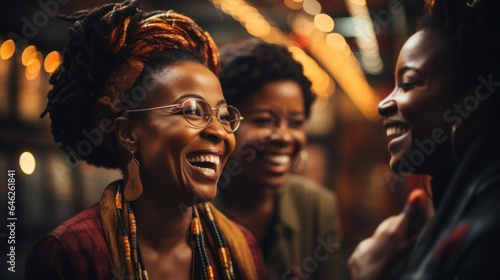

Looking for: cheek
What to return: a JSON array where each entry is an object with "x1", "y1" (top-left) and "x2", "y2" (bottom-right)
[
  {"x1": 294, "y1": 130, "x2": 307, "y2": 149},
  {"x1": 234, "y1": 126, "x2": 266, "y2": 146},
  {"x1": 139, "y1": 125, "x2": 187, "y2": 161},
  {"x1": 226, "y1": 133, "x2": 236, "y2": 154}
]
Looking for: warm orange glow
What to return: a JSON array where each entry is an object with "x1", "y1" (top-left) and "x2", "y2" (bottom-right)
[
  {"x1": 326, "y1": 33, "x2": 351, "y2": 57},
  {"x1": 44, "y1": 51, "x2": 61, "y2": 73},
  {"x1": 288, "y1": 46, "x2": 335, "y2": 98},
  {"x1": 19, "y1": 151, "x2": 36, "y2": 175},
  {"x1": 284, "y1": 0, "x2": 302, "y2": 10},
  {"x1": 241, "y1": 12, "x2": 261, "y2": 23},
  {"x1": 303, "y1": 0, "x2": 322, "y2": 15},
  {"x1": 307, "y1": 30, "x2": 380, "y2": 120},
  {"x1": 314, "y1": 13, "x2": 334, "y2": 33},
  {"x1": 233, "y1": 6, "x2": 257, "y2": 20},
  {"x1": 26, "y1": 51, "x2": 43, "y2": 74},
  {"x1": 213, "y1": 0, "x2": 379, "y2": 120},
  {"x1": 21, "y1": 45, "x2": 37, "y2": 66},
  {"x1": 0, "y1": 39, "x2": 15, "y2": 60},
  {"x1": 26, "y1": 59, "x2": 41, "y2": 74},
  {"x1": 350, "y1": 0, "x2": 366, "y2": 5},
  {"x1": 262, "y1": 27, "x2": 283, "y2": 43},
  {"x1": 211, "y1": 0, "x2": 286, "y2": 42},
  {"x1": 346, "y1": 0, "x2": 384, "y2": 74},
  {"x1": 25, "y1": 67, "x2": 40, "y2": 80},
  {"x1": 246, "y1": 19, "x2": 271, "y2": 37}
]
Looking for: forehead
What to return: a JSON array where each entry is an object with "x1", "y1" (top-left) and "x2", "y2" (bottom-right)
[
  {"x1": 243, "y1": 80, "x2": 304, "y2": 113},
  {"x1": 397, "y1": 29, "x2": 444, "y2": 72},
  {"x1": 146, "y1": 62, "x2": 223, "y2": 104}
]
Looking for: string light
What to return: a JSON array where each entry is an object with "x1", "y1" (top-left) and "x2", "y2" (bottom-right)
[
  {"x1": 0, "y1": 39, "x2": 15, "y2": 60},
  {"x1": 314, "y1": 13, "x2": 334, "y2": 32},
  {"x1": 44, "y1": 51, "x2": 61, "y2": 73},
  {"x1": 303, "y1": 0, "x2": 322, "y2": 15},
  {"x1": 210, "y1": 0, "x2": 380, "y2": 120},
  {"x1": 19, "y1": 151, "x2": 36, "y2": 175},
  {"x1": 21, "y1": 46, "x2": 37, "y2": 66},
  {"x1": 346, "y1": 0, "x2": 384, "y2": 74},
  {"x1": 284, "y1": 0, "x2": 302, "y2": 10}
]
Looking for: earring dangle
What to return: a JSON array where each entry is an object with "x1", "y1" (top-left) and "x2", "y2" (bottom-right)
[
  {"x1": 125, "y1": 151, "x2": 143, "y2": 201},
  {"x1": 450, "y1": 122, "x2": 460, "y2": 162},
  {"x1": 466, "y1": 0, "x2": 480, "y2": 8},
  {"x1": 291, "y1": 149, "x2": 309, "y2": 174}
]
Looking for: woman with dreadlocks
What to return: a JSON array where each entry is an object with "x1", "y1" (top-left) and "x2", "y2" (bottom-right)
[
  {"x1": 349, "y1": 0, "x2": 500, "y2": 279},
  {"x1": 24, "y1": 1, "x2": 266, "y2": 279}
]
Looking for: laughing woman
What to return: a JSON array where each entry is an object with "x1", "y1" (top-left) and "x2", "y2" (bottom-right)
[
  {"x1": 349, "y1": 0, "x2": 500, "y2": 279},
  {"x1": 24, "y1": 1, "x2": 266, "y2": 279},
  {"x1": 213, "y1": 39, "x2": 343, "y2": 280}
]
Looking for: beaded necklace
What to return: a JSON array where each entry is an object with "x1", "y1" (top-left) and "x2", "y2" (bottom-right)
[
  {"x1": 115, "y1": 184, "x2": 148, "y2": 279},
  {"x1": 115, "y1": 183, "x2": 236, "y2": 280}
]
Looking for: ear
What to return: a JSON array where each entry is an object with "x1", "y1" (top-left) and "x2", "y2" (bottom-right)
[{"x1": 114, "y1": 117, "x2": 139, "y2": 152}]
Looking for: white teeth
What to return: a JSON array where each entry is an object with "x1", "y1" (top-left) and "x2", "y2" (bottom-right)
[
  {"x1": 386, "y1": 126, "x2": 408, "y2": 137},
  {"x1": 187, "y1": 155, "x2": 220, "y2": 165},
  {"x1": 199, "y1": 168, "x2": 215, "y2": 175},
  {"x1": 265, "y1": 155, "x2": 291, "y2": 165}
]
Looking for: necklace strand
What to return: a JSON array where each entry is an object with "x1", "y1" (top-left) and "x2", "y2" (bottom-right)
[{"x1": 115, "y1": 183, "x2": 236, "y2": 279}]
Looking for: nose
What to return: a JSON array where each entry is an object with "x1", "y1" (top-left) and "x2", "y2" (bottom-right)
[
  {"x1": 378, "y1": 90, "x2": 397, "y2": 117},
  {"x1": 269, "y1": 120, "x2": 294, "y2": 144},
  {"x1": 200, "y1": 110, "x2": 228, "y2": 143}
]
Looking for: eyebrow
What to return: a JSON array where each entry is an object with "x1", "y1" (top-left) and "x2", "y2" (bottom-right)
[
  {"x1": 173, "y1": 93, "x2": 226, "y2": 106},
  {"x1": 248, "y1": 109, "x2": 305, "y2": 116},
  {"x1": 396, "y1": 66, "x2": 423, "y2": 78}
]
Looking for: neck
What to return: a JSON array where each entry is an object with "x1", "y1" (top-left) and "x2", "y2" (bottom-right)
[
  {"x1": 221, "y1": 174, "x2": 276, "y2": 211},
  {"x1": 132, "y1": 189, "x2": 193, "y2": 251}
]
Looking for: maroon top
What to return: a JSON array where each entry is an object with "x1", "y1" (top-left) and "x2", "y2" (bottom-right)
[{"x1": 24, "y1": 203, "x2": 267, "y2": 279}]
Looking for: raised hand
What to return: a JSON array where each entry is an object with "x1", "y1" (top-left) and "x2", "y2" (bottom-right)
[{"x1": 349, "y1": 188, "x2": 428, "y2": 280}]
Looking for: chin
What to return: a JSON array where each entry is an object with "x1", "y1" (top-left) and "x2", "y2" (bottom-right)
[
  {"x1": 391, "y1": 154, "x2": 416, "y2": 175},
  {"x1": 263, "y1": 175, "x2": 290, "y2": 189},
  {"x1": 196, "y1": 189, "x2": 218, "y2": 202}
]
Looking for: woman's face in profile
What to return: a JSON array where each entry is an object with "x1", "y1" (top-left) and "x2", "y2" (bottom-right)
[
  {"x1": 132, "y1": 62, "x2": 236, "y2": 204},
  {"x1": 378, "y1": 29, "x2": 458, "y2": 176},
  {"x1": 232, "y1": 80, "x2": 307, "y2": 188}
]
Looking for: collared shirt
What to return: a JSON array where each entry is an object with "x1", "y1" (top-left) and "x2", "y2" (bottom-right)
[{"x1": 215, "y1": 174, "x2": 343, "y2": 280}]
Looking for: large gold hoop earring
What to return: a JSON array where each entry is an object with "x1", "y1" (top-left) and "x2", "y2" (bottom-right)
[{"x1": 124, "y1": 151, "x2": 143, "y2": 201}]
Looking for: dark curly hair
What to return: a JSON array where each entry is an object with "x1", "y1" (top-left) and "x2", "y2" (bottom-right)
[
  {"x1": 40, "y1": 0, "x2": 219, "y2": 169},
  {"x1": 219, "y1": 38, "x2": 316, "y2": 118},
  {"x1": 419, "y1": 0, "x2": 500, "y2": 107}
]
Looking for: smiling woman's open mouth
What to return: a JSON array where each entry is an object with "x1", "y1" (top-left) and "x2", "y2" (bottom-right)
[
  {"x1": 187, "y1": 154, "x2": 220, "y2": 175},
  {"x1": 386, "y1": 124, "x2": 409, "y2": 139}
]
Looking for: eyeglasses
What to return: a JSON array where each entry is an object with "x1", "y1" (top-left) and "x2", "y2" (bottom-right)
[{"x1": 125, "y1": 98, "x2": 244, "y2": 132}]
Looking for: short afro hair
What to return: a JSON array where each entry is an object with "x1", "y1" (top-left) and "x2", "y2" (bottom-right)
[{"x1": 219, "y1": 38, "x2": 316, "y2": 118}]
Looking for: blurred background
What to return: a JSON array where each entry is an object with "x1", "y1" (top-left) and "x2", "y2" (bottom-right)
[{"x1": 0, "y1": 0, "x2": 429, "y2": 278}]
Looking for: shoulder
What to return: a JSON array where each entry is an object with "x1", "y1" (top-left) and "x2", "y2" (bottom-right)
[
  {"x1": 279, "y1": 175, "x2": 341, "y2": 236},
  {"x1": 50, "y1": 203, "x2": 103, "y2": 238},
  {"x1": 422, "y1": 186, "x2": 500, "y2": 278},
  {"x1": 25, "y1": 204, "x2": 113, "y2": 279},
  {"x1": 282, "y1": 174, "x2": 338, "y2": 210}
]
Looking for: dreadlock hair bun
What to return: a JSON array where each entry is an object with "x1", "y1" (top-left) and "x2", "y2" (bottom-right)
[
  {"x1": 41, "y1": 0, "x2": 220, "y2": 169},
  {"x1": 219, "y1": 38, "x2": 316, "y2": 118}
]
